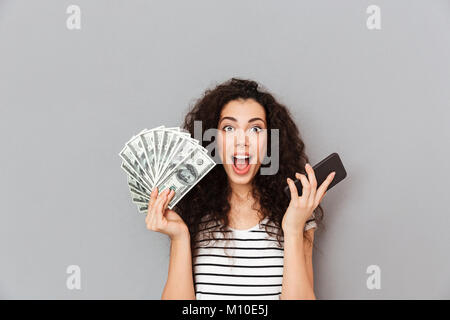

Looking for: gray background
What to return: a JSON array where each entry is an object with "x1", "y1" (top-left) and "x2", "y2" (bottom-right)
[{"x1": 0, "y1": 0, "x2": 449, "y2": 299}]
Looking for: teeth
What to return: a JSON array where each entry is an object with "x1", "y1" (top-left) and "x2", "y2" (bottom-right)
[{"x1": 233, "y1": 155, "x2": 249, "y2": 159}]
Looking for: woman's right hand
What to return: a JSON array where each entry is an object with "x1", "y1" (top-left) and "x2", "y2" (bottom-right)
[{"x1": 145, "y1": 187, "x2": 189, "y2": 241}]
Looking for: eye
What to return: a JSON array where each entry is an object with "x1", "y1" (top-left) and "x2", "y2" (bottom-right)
[
  {"x1": 222, "y1": 125, "x2": 234, "y2": 132},
  {"x1": 249, "y1": 126, "x2": 262, "y2": 133}
]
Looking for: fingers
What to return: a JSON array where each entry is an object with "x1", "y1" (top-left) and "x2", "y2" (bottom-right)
[
  {"x1": 286, "y1": 177, "x2": 298, "y2": 202},
  {"x1": 162, "y1": 189, "x2": 175, "y2": 212},
  {"x1": 304, "y1": 163, "x2": 317, "y2": 186},
  {"x1": 146, "y1": 188, "x2": 170, "y2": 230},
  {"x1": 305, "y1": 163, "x2": 317, "y2": 201},
  {"x1": 315, "y1": 171, "x2": 336, "y2": 205},
  {"x1": 315, "y1": 190, "x2": 326, "y2": 208},
  {"x1": 149, "y1": 187, "x2": 158, "y2": 209},
  {"x1": 318, "y1": 191, "x2": 327, "y2": 204},
  {"x1": 154, "y1": 189, "x2": 170, "y2": 224},
  {"x1": 295, "y1": 171, "x2": 311, "y2": 201},
  {"x1": 304, "y1": 163, "x2": 317, "y2": 203},
  {"x1": 145, "y1": 187, "x2": 158, "y2": 224}
]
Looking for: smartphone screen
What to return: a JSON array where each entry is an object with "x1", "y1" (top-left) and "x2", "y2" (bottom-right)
[{"x1": 284, "y1": 152, "x2": 347, "y2": 199}]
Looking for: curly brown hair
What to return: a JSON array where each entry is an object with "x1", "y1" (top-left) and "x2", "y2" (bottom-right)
[{"x1": 174, "y1": 77, "x2": 325, "y2": 273}]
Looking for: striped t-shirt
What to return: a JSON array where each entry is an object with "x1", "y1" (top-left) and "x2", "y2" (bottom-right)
[{"x1": 193, "y1": 214, "x2": 317, "y2": 300}]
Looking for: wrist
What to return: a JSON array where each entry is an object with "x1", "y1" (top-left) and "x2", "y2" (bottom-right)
[
  {"x1": 282, "y1": 221, "x2": 306, "y2": 238},
  {"x1": 170, "y1": 229, "x2": 190, "y2": 242},
  {"x1": 283, "y1": 230, "x2": 304, "y2": 240}
]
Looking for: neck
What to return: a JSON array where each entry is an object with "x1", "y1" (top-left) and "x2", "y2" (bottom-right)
[
  {"x1": 228, "y1": 179, "x2": 262, "y2": 212},
  {"x1": 228, "y1": 180, "x2": 253, "y2": 202},
  {"x1": 227, "y1": 180, "x2": 263, "y2": 224}
]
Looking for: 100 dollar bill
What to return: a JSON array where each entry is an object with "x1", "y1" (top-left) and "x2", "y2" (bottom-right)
[{"x1": 138, "y1": 147, "x2": 216, "y2": 211}]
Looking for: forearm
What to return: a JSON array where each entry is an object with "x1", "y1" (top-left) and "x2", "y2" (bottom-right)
[
  {"x1": 280, "y1": 232, "x2": 316, "y2": 300},
  {"x1": 161, "y1": 235, "x2": 196, "y2": 300},
  {"x1": 304, "y1": 229, "x2": 315, "y2": 289},
  {"x1": 305, "y1": 252, "x2": 314, "y2": 289}
]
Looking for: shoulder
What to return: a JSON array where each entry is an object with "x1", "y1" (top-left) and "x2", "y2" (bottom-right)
[
  {"x1": 198, "y1": 214, "x2": 221, "y2": 229},
  {"x1": 195, "y1": 214, "x2": 222, "y2": 241},
  {"x1": 260, "y1": 217, "x2": 282, "y2": 234}
]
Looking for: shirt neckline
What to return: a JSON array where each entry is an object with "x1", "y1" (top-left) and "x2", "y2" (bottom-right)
[{"x1": 227, "y1": 216, "x2": 269, "y2": 233}]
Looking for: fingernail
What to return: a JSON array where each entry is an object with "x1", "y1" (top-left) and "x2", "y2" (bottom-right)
[{"x1": 306, "y1": 163, "x2": 310, "y2": 167}]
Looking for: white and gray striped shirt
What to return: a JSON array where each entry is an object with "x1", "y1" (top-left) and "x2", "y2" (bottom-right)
[{"x1": 193, "y1": 215, "x2": 317, "y2": 300}]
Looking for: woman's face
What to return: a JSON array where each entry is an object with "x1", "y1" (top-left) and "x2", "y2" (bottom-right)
[{"x1": 217, "y1": 98, "x2": 268, "y2": 186}]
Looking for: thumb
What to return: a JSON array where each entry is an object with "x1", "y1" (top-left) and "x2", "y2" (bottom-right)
[{"x1": 319, "y1": 191, "x2": 327, "y2": 203}]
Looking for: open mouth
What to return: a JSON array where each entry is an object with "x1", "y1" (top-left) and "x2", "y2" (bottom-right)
[{"x1": 231, "y1": 154, "x2": 251, "y2": 175}]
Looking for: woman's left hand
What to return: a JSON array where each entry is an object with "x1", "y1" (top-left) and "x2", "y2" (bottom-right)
[{"x1": 282, "y1": 163, "x2": 336, "y2": 237}]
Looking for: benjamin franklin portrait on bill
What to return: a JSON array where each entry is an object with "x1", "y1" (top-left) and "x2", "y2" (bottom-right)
[{"x1": 175, "y1": 164, "x2": 198, "y2": 185}]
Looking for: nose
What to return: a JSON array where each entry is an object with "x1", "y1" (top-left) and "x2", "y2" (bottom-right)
[{"x1": 234, "y1": 128, "x2": 249, "y2": 148}]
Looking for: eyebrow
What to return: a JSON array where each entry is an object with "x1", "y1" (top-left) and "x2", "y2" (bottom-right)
[{"x1": 219, "y1": 116, "x2": 266, "y2": 125}]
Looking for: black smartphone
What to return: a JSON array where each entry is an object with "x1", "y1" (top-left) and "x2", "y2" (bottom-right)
[{"x1": 284, "y1": 152, "x2": 347, "y2": 199}]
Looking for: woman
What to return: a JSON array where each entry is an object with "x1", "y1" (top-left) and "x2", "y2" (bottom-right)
[{"x1": 145, "y1": 78, "x2": 336, "y2": 300}]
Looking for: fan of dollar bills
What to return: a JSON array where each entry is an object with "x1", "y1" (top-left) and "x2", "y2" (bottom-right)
[{"x1": 119, "y1": 125, "x2": 216, "y2": 213}]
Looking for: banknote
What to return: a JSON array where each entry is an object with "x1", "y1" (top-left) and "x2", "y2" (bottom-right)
[
  {"x1": 120, "y1": 125, "x2": 216, "y2": 214},
  {"x1": 127, "y1": 135, "x2": 154, "y2": 185},
  {"x1": 119, "y1": 145, "x2": 153, "y2": 189},
  {"x1": 156, "y1": 137, "x2": 199, "y2": 183},
  {"x1": 140, "y1": 131, "x2": 158, "y2": 181},
  {"x1": 155, "y1": 147, "x2": 216, "y2": 209}
]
